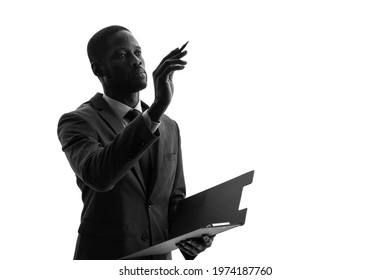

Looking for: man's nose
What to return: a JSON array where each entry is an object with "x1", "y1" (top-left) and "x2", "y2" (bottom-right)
[{"x1": 128, "y1": 54, "x2": 142, "y2": 67}]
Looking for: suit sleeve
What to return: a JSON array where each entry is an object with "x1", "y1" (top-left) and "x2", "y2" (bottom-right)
[{"x1": 57, "y1": 112, "x2": 158, "y2": 192}]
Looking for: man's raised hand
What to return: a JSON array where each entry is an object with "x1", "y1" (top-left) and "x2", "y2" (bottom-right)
[{"x1": 148, "y1": 45, "x2": 188, "y2": 122}]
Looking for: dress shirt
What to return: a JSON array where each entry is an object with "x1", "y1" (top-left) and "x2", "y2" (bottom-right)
[{"x1": 102, "y1": 94, "x2": 160, "y2": 133}]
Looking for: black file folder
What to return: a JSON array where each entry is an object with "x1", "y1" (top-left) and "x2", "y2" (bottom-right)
[{"x1": 120, "y1": 170, "x2": 254, "y2": 259}]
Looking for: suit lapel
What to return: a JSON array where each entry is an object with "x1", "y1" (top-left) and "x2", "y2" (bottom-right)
[
  {"x1": 90, "y1": 93, "x2": 147, "y2": 194},
  {"x1": 90, "y1": 93, "x2": 123, "y2": 134},
  {"x1": 98, "y1": 109, "x2": 123, "y2": 135}
]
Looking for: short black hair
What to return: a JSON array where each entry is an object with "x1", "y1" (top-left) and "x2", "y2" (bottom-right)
[{"x1": 87, "y1": 25, "x2": 130, "y2": 64}]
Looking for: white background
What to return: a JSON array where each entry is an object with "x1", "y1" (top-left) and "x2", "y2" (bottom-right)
[{"x1": 1, "y1": 0, "x2": 389, "y2": 279}]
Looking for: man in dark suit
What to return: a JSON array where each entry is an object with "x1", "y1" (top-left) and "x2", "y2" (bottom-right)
[{"x1": 57, "y1": 25, "x2": 212, "y2": 260}]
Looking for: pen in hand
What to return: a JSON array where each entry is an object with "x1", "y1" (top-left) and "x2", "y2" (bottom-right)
[{"x1": 179, "y1": 41, "x2": 189, "y2": 52}]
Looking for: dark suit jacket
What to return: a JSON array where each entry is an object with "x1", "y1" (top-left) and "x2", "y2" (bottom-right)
[{"x1": 57, "y1": 93, "x2": 186, "y2": 260}]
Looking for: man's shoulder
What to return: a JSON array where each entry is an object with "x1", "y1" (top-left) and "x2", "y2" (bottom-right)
[
  {"x1": 59, "y1": 93, "x2": 103, "y2": 120},
  {"x1": 140, "y1": 100, "x2": 179, "y2": 129},
  {"x1": 161, "y1": 114, "x2": 176, "y2": 125},
  {"x1": 160, "y1": 114, "x2": 181, "y2": 134}
]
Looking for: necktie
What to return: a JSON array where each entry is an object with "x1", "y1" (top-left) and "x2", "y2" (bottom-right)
[
  {"x1": 123, "y1": 109, "x2": 141, "y2": 123},
  {"x1": 123, "y1": 109, "x2": 155, "y2": 194}
]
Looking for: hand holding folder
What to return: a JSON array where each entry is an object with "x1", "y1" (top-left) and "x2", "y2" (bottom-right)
[{"x1": 176, "y1": 234, "x2": 214, "y2": 258}]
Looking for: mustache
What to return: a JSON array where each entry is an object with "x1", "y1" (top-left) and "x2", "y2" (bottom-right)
[{"x1": 131, "y1": 66, "x2": 146, "y2": 75}]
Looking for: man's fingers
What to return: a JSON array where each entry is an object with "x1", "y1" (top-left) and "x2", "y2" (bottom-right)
[
  {"x1": 157, "y1": 49, "x2": 187, "y2": 69},
  {"x1": 158, "y1": 48, "x2": 180, "y2": 66},
  {"x1": 172, "y1": 49, "x2": 188, "y2": 59},
  {"x1": 151, "y1": 47, "x2": 188, "y2": 107},
  {"x1": 202, "y1": 235, "x2": 213, "y2": 247},
  {"x1": 176, "y1": 242, "x2": 197, "y2": 256},
  {"x1": 158, "y1": 65, "x2": 185, "y2": 83},
  {"x1": 154, "y1": 58, "x2": 187, "y2": 78},
  {"x1": 176, "y1": 237, "x2": 213, "y2": 258},
  {"x1": 185, "y1": 239, "x2": 205, "y2": 252},
  {"x1": 178, "y1": 239, "x2": 205, "y2": 254},
  {"x1": 153, "y1": 63, "x2": 186, "y2": 87},
  {"x1": 169, "y1": 71, "x2": 174, "y2": 80}
]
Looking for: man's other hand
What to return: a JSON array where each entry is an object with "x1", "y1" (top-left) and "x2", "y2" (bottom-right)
[{"x1": 176, "y1": 235, "x2": 214, "y2": 259}]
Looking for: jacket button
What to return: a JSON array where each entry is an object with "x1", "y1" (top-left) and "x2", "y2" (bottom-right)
[
  {"x1": 146, "y1": 201, "x2": 153, "y2": 208},
  {"x1": 141, "y1": 233, "x2": 149, "y2": 241}
]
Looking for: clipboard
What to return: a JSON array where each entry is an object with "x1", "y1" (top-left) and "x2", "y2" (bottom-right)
[
  {"x1": 120, "y1": 170, "x2": 254, "y2": 259},
  {"x1": 122, "y1": 223, "x2": 239, "y2": 259}
]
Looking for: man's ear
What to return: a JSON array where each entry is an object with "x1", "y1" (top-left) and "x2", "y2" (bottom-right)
[{"x1": 91, "y1": 62, "x2": 104, "y2": 77}]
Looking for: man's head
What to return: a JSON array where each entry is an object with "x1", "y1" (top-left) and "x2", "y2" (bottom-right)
[
  {"x1": 87, "y1": 25, "x2": 129, "y2": 65},
  {"x1": 87, "y1": 25, "x2": 147, "y2": 95}
]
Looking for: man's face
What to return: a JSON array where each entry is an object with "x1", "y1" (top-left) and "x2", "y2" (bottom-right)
[{"x1": 100, "y1": 30, "x2": 147, "y2": 93}]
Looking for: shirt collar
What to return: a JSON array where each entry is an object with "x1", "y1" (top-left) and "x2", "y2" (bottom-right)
[{"x1": 102, "y1": 94, "x2": 142, "y2": 120}]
